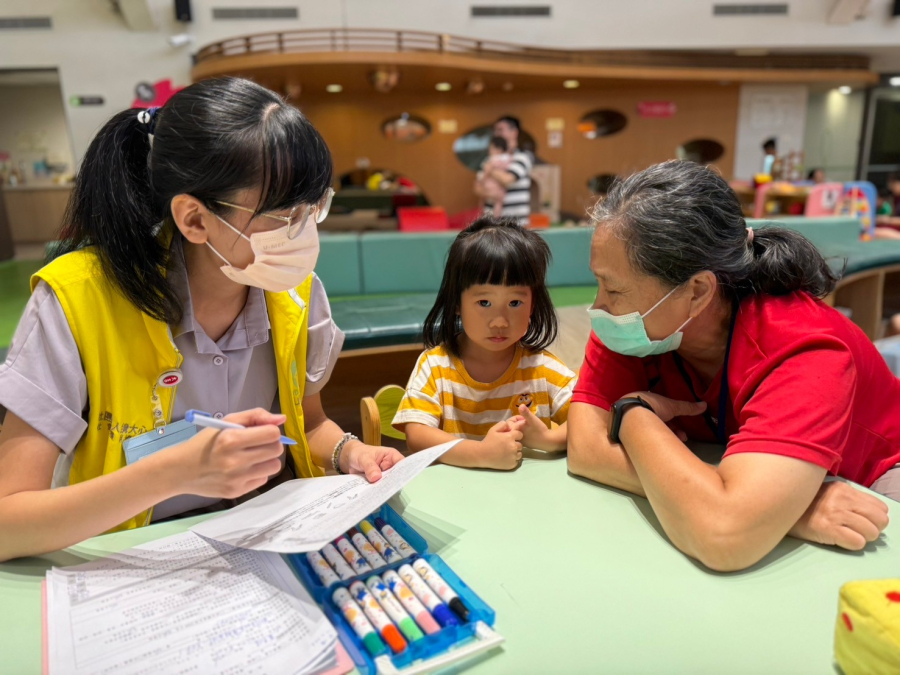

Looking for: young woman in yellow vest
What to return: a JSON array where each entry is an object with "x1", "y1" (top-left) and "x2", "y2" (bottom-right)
[{"x1": 0, "y1": 78, "x2": 404, "y2": 561}]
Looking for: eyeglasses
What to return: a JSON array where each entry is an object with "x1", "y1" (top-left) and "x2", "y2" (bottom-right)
[{"x1": 215, "y1": 187, "x2": 334, "y2": 239}]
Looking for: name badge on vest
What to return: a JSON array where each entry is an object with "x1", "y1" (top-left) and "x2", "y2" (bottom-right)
[{"x1": 158, "y1": 370, "x2": 183, "y2": 387}]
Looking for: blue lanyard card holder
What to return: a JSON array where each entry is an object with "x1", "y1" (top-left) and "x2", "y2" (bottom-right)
[{"x1": 122, "y1": 419, "x2": 198, "y2": 465}]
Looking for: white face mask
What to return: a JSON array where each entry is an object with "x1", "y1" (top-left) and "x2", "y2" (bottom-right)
[{"x1": 207, "y1": 213, "x2": 320, "y2": 293}]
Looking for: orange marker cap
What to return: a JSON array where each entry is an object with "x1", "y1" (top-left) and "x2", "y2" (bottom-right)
[{"x1": 381, "y1": 623, "x2": 408, "y2": 654}]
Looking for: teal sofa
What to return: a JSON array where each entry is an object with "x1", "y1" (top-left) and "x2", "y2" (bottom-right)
[{"x1": 317, "y1": 217, "x2": 900, "y2": 351}]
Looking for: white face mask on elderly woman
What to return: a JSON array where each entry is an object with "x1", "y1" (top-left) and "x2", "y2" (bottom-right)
[{"x1": 204, "y1": 194, "x2": 332, "y2": 292}]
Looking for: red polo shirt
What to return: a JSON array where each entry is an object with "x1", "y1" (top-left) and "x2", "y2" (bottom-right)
[{"x1": 573, "y1": 291, "x2": 900, "y2": 487}]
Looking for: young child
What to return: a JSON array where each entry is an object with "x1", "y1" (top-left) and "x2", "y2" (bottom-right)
[
  {"x1": 474, "y1": 137, "x2": 512, "y2": 217},
  {"x1": 392, "y1": 217, "x2": 577, "y2": 470}
]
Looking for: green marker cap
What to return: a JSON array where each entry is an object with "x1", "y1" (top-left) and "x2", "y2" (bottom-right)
[
  {"x1": 399, "y1": 617, "x2": 425, "y2": 642},
  {"x1": 363, "y1": 632, "x2": 388, "y2": 657}
]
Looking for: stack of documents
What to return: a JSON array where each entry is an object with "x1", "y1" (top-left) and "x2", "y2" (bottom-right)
[
  {"x1": 45, "y1": 441, "x2": 457, "y2": 674},
  {"x1": 45, "y1": 532, "x2": 340, "y2": 675}
]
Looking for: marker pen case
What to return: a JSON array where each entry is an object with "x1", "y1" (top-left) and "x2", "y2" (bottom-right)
[
  {"x1": 288, "y1": 504, "x2": 429, "y2": 604},
  {"x1": 288, "y1": 506, "x2": 503, "y2": 674}
]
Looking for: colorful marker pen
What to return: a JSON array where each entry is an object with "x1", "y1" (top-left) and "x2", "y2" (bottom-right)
[
  {"x1": 412, "y1": 558, "x2": 471, "y2": 622},
  {"x1": 332, "y1": 586, "x2": 388, "y2": 658},
  {"x1": 348, "y1": 527, "x2": 387, "y2": 569},
  {"x1": 397, "y1": 564, "x2": 458, "y2": 628},
  {"x1": 321, "y1": 543, "x2": 355, "y2": 580},
  {"x1": 382, "y1": 569, "x2": 441, "y2": 635},
  {"x1": 360, "y1": 519, "x2": 402, "y2": 563},
  {"x1": 374, "y1": 517, "x2": 417, "y2": 558},
  {"x1": 366, "y1": 576, "x2": 425, "y2": 642},
  {"x1": 335, "y1": 535, "x2": 373, "y2": 575},
  {"x1": 349, "y1": 581, "x2": 408, "y2": 654},
  {"x1": 306, "y1": 551, "x2": 340, "y2": 587}
]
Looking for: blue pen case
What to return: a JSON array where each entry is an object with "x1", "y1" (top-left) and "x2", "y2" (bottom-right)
[{"x1": 286, "y1": 504, "x2": 504, "y2": 674}]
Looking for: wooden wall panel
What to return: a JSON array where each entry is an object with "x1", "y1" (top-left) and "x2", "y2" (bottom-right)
[{"x1": 296, "y1": 82, "x2": 740, "y2": 217}]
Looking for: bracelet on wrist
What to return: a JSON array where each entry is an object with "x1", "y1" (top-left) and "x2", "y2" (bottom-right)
[{"x1": 332, "y1": 433, "x2": 359, "y2": 474}]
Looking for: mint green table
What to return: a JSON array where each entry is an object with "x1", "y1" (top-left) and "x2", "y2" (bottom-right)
[{"x1": 2, "y1": 456, "x2": 898, "y2": 673}]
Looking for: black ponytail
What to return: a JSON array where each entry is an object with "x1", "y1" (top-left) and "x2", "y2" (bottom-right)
[
  {"x1": 747, "y1": 226, "x2": 839, "y2": 298},
  {"x1": 593, "y1": 160, "x2": 839, "y2": 300},
  {"x1": 55, "y1": 77, "x2": 333, "y2": 324},
  {"x1": 57, "y1": 109, "x2": 175, "y2": 321}
]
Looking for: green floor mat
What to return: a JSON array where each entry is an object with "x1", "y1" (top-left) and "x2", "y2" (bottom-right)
[
  {"x1": 0, "y1": 260, "x2": 42, "y2": 349},
  {"x1": 549, "y1": 285, "x2": 596, "y2": 307}
]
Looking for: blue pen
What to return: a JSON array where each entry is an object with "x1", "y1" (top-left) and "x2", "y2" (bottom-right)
[{"x1": 184, "y1": 409, "x2": 296, "y2": 445}]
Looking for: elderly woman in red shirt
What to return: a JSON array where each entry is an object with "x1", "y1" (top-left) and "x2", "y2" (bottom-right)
[{"x1": 568, "y1": 160, "x2": 897, "y2": 572}]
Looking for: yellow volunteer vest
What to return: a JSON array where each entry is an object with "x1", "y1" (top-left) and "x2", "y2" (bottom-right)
[{"x1": 32, "y1": 247, "x2": 323, "y2": 532}]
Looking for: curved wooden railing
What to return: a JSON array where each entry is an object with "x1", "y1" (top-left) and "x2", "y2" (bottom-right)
[{"x1": 194, "y1": 28, "x2": 870, "y2": 73}]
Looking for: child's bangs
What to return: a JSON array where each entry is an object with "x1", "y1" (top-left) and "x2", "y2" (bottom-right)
[
  {"x1": 460, "y1": 230, "x2": 542, "y2": 290},
  {"x1": 253, "y1": 106, "x2": 333, "y2": 216}
]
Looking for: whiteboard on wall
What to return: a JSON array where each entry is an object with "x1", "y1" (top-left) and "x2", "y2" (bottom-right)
[{"x1": 733, "y1": 84, "x2": 808, "y2": 180}]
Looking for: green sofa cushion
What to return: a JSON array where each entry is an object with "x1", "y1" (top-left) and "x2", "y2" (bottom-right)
[
  {"x1": 315, "y1": 233, "x2": 362, "y2": 296},
  {"x1": 330, "y1": 293, "x2": 437, "y2": 351},
  {"x1": 540, "y1": 228, "x2": 596, "y2": 286},
  {"x1": 756, "y1": 217, "x2": 900, "y2": 276},
  {"x1": 359, "y1": 231, "x2": 457, "y2": 295},
  {"x1": 330, "y1": 285, "x2": 598, "y2": 351}
]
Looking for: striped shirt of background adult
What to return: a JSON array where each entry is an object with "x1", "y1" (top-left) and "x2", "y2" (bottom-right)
[{"x1": 500, "y1": 149, "x2": 533, "y2": 226}]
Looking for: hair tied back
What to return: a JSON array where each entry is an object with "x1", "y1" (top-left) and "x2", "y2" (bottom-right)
[{"x1": 137, "y1": 107, "x2": 159, "y2": 135}]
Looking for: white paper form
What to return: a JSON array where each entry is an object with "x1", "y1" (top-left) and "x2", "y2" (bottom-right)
[
  {"x1": 45, "y1": 531, "x2": 336, "y2": 675},
  {"x1": 191, "y1": 440, "x2": 458, "y2": 553}
]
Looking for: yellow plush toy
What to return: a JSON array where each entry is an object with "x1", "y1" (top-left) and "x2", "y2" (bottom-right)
[{"x1": 834, "y1": 578, "x2": 900, "y2": 674}]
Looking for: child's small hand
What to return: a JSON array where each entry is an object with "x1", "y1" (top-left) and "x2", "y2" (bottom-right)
[
  {"x1": 480, "y1": 419, "x2": 524, "y2": 470},
  {"x1": 517, "y1": 405, "x2": 567, "y2": 452},
  {"x1": 342, "y1": 440, "x2": 405, "y2": 483},
  {"x1": 517, "y1": 404, "x2": 550, "y2": 449}
]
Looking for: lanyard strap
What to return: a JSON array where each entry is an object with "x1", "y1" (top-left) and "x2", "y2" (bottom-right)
[{"x1": 672, "y1": 300, "x2": 739, "y2": 444}]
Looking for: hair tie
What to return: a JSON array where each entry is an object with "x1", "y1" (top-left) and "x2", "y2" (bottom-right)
[
  {"x1": 746, "y1": 227, "x2": 754, "y2": 245},
  {"x1": 137, "y1": 107, "x2": 159, "y2": 135}
]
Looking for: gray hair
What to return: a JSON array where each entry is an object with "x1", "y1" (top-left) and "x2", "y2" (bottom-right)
[{"x1": 592, "y1": 160, "x2": 839, "y2": 299}]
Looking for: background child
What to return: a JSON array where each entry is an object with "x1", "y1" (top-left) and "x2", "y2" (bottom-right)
[
  {"x1": 474, "y1": 136, "x2": 511, "y2": 217},
  {"x1": 392, "y1": 217, "x2": 577, "y2": 470}
]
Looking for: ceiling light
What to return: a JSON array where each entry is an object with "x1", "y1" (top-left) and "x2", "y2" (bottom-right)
[
  {"x1": 435, "y1": 82, "x2": 451, "y2": 92},
  {"x1": 167, "y1": 33, "x2": 195, "y2": 47},
  {"x1": 837, "y1": 85, "x2": 852, "y2": 95},
  {"x1": 369, "y1": 67, "x2": 399, "y2": 93},
  {"x1": 563, "y1": 80, "x2": 580, "y2": 89},
  {"x1": 466, "y1": 77, "x2": 484, "y2": 95},
  {"x1": 326, "y1": 84, "x2": 342, "y2": 93},
  {"x1": 890, "y1": 76, "x2": 900, "y2": 87}
]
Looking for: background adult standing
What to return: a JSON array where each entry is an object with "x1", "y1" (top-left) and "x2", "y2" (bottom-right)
[{"x1": 486, "y1": 116, "x2": 533, "y2": 226}]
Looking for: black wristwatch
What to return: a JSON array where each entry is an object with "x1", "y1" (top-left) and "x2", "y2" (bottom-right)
[{"x1": 608, "y1": 396, "x2": 655, "y2": 444}]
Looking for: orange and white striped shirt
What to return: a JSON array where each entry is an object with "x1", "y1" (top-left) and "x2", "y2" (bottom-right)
[{"x1": 392, "y1": 344, "x2": 577, "y2": 440}]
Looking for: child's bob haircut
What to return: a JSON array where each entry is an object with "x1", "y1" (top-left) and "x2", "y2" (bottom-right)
[{"x1": 423, "y1": 216, "x2": 558, "y2": 357}]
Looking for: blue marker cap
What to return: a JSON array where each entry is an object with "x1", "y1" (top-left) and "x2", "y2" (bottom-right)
[{"x1": 432, "y1": 603, "x2": 460, "y2": 628}]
